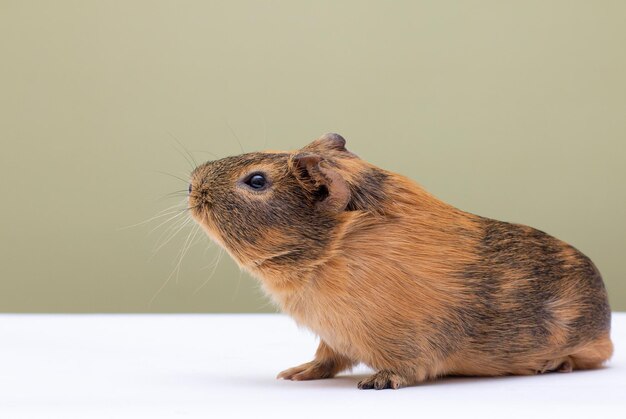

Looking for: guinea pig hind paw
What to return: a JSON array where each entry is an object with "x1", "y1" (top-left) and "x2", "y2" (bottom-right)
[{"x1": 357, "y1": 370, "x2": 405, "y2": 390}]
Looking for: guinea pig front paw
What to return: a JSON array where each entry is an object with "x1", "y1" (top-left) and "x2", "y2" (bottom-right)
[
  {"x1": 357, "y1": 370, "x2": 406, "y2": 390},
  {"x1": 277, "y1": 360, "x2": 336, "y2": 381}
]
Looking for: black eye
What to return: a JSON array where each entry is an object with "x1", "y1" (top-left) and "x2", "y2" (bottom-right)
[
  {"x1": 188, "y1": 184, "x2": 192, "y2": 194},
  {"x1": 246, "y1": 174, "x2": 267, "y2": 190}
]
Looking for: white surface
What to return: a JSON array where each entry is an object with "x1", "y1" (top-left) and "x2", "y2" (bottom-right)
[{"x1": 1, "y1": 313, "x2": 625, "y2": 419}]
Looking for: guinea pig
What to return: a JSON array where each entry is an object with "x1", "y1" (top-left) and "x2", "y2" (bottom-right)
[{"x1": 188, "y1": 133, "x2": 612, "y2": 390}]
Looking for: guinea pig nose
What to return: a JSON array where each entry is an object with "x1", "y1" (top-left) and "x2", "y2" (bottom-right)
[{"x1": 188, "y1": 184, "x2": 192, "y2": 194}]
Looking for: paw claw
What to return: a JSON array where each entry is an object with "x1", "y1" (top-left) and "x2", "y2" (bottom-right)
[
  {"x1": 277, "y1": 361, "x2": 334, "y2": 381},
  {"x1": 357, "y1": 370, "x2": 405, "y2": 390},
  {"x1": 558, "y1": 360, "x2": 573, "y2": 373}
]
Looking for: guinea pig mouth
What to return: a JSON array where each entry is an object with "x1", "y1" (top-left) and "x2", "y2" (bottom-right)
[
  {"x1": 188, "y1": 191, "x2": 210, "y2": 212},
  {"x1": 188, "y1": 200, "x2": 208, "y2": 222},
  {"x1": 189, "y1": 209, "x2": 229, "y2": 252},
  {"x1": 187, "y1": 206, "x2": 208, "y2": 232}
]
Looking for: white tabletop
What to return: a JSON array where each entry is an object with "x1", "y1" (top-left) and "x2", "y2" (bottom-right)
[{"x1": 1, "y1": 313, "x2": 624, "y2": 419}]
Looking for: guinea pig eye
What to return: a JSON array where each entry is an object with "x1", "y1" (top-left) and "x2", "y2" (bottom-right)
[{"x1": 245, "y1": 173, "x2": 267, "y2": 190}]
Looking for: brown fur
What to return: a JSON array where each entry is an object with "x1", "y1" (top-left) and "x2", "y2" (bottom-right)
[{"x1": 188, "y1": 133, "x2": 613, "y2": 389}]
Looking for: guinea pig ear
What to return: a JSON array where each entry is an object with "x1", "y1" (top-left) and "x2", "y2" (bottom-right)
[
  {"x1": 290, "y1": 153, "x2": 351, "y2": 213},
  {"x1": 301, "y1": 133, "x2": 355, "y2": 156}
]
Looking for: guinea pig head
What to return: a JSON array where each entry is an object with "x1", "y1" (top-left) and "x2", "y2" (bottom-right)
[{"x1": 188, "y1": 133, "x2": 360, "y2": 277}]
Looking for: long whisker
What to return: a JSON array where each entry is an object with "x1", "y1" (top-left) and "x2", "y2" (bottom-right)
[
  {"x1": 226, "y1": 119, "x2": 246, "y2": 154},
  {"x1": 149, "y1": 204, "x2": 199, "y2": 244},
  {"x1": 172, "y1": 224, "x2": 201, "y2": 284},
  {"x1": 117, "y1": 210, "x2": 184, "y2": 231},
  {"x1": 167, "y1": 131, "x2": 199, "y2": 169},
  {"x1": 156, "y1": 192, "x2": 189, "y2": 203},
  {"x1": 199, "y1": 242, "x2": 221, "y2": 268},
  {"x1": 178, "y1": 136, "x2": 199, "y2": 168},
  {"x1": 152, "y1": 216, "x2": 193, "y2": 255},
  {"x1": 153, "y1": 215, "x2": 187, "y2": 244},
  {"x1": 194, "y1": 247, "x2": 225, "y2": 294},
  {"x1": 160, "y1": 189, "x2": 189, "y2": 198},
  {"x1": 117, "y1": 202, "x2": 188, "y2": 230},
  {"x1": 149, "y1": 223, "x2": 202, "y2": 306},
  {"x1": 262, "y1": 114, "x2": 268, "y2": 150},
  {"x1": 147, "y1": 208, "x2": 190, "y2": 235},
  {"x1": 231, "y1": 268, "x2": 244, "y2": 301},
  {"x1": 154, "y1": 170, "x2": 190, "y2": 184},
  {"x1": 155, "y1": 202, "x2": 189, "y2": 215},
  {"x1": 190, "y1": 149, "x2": 220, "y2": 159}
]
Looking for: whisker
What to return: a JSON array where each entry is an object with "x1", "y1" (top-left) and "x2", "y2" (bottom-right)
[
  {"x1": 194, "y1": 247, "x2": 225, "y2": 294},
  {"x1": 231, "y1": 268, "x2": 244, "y2": 301},
  {"x1": 150, "y1": 220, "x2": 188, "y2": 258},
  {"x1": 117, "y1": 210, "x2": 184, "y2": 231},
  {"x1": 152, "y1": 207, "x2": 194, "y2": 245},
  {"x1": 148, "y1": 218, "x2": 195, "y2": 307},
  {"x1": 167, "y1": 131, "x2": 199, "y2": 169},
  {"x1": 199, "y1": 243, "x2": 221, "y2": 269},
  {"x1": 155, "y1": 202, "x2": 189, "y2": 214},
  {"x1": 262, "y1": 114, "x2": 268, "y2": 150},
  {"x1": 152, "y1": 216, "x2": 193, "y2": 255},
  {"x1": 148, "y1": 208, "x2": 190, "y2": 235},
  {"x1": 154, "y1": 170, "x2": 190, "y2": 184},
  {"x1": 149, "y1": 223, "x2": 202, "y2": 306},
  {"x1": 172, "y1": 224, "x2": 201, "y2": 284},
  {"x1": 190, "y1": 149, "x2": 220, "y2": 159},
  {"x1": 157, "y1": 190, "x2": 190, "y2": 202},
  {"x1": 117, "y1": 202, "x2": 188, "y2": 230},
  {"x1": 162, "y1": 189, "x2": 189, "y2": 197},
  {"x1": 226, "y1": 119, "x2": 246, "y2": 154}
]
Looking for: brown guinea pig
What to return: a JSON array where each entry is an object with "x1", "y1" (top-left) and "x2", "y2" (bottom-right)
[{"x1": 188, "y1": 133, "x2": 612, "y2": 390}]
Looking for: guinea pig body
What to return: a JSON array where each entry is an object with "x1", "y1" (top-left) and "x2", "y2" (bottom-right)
[{"x1": 189, "y1": 134, "x2": 612, "y2": 389}]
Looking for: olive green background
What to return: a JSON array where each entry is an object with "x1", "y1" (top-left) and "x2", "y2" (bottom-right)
[{"x1": 1, "y1": 1, "x2": 624, "y2": 312}]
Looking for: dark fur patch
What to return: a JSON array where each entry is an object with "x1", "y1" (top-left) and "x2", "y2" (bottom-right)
[
  {"x1": 346, "y1": 169, "x2": 389, "y2": 213},
  {"x1": 456, "y1": 218, "x2": 611, "y2": 359}
]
